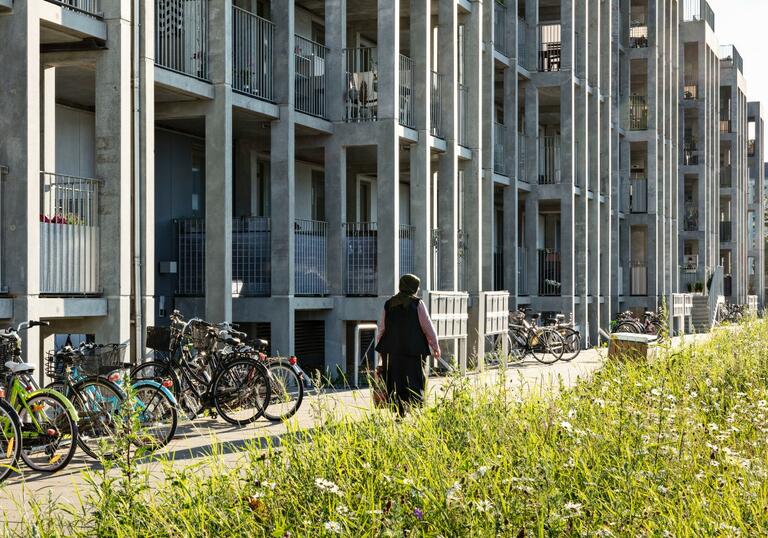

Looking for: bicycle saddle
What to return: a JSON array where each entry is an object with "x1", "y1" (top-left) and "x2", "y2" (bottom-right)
[
  {"x1": 5, "y1": 361, "x2": 35, "y2": 374},
  {"x1": 554, "y1": 314, "x2": 565, "y2": 321},
  {"x1": 644, "y1": 311, "x2": 654, "y2": 317},
  {"x1": 531, "y1": 313, "x2": 541, "y2": 320}
]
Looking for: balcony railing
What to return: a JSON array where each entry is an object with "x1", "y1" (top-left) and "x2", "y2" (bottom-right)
[
  {"x1": 629, "y1": 22, "x2": 648, "y2": 48},
  {"x1": 683, "y1": 140, "x2": 699, "y2": 165},
  {"x1": 630, "y1": 176, "x2": 648, "y2": 213},
  {"x1": 539, "y1": 135, "x2": 561, "y2": 184},
  {"x1": 46, "y1": 0, "x2": 101, "y2": 17},
  {"x1": 176, "y1": 217, "x2": 271, "y2": 297},
  {"x1": 538, "y1": 249, "x2": 561, "y2": 296},
  {"x1": 156, "y1": 0, "x2": 209, "y2": 80},
  {"x1": 748, "y1": 139, "x2": 756, "y2": 157},
  {"x1": 232, "y1": 6, "x2": 274, "y2": 101},
  {"x1": 683, "y1": 84, "x2": 698, "y2": 100},
  {"x1": 517, "y1": 134, "x2": 526, "y2": 182},
  {"x1": 720, "y1": 118, "x2": 732, "y2": 133},
  {"x1": 683, "y1": 0, "x2": 715, "y2": 30},
  {"x1": 720, "y1": 44, "x2": 743, "y2": 73},
  {"x1": 458, "y1": 83, "x2": 468, "y2": 147},
  {"x1": 344, "y1": 222, "x2": 377, "y2": 296},
  {"x1": 538, "y1": 23, "x2": 561, "y2": 72},
  {"x1": 344, "y1": 47, "x2": 378, "y2": 122},
  {"x1": 494, "y1": 123, "x2": 507, "y2": 176},
  {"x1": 295, "y1": 35, "x2": 327, "y2": 118},
  {"x1": 518, "y1": 247, "x2": 528, "y2": 296},
  {"x1": 430, "y1": 71, "x2": 444, "y2": 138},
  {"x1": 720, "y1": 221, "x2": 733, "y2": 242},
  {"x1": 683, "y1": 203, "x2": 699, "y2": 231},
  {"x1": 295, "y1": 219, "x2": 327, "y2": 296},
  {"x1": 494, "y1": 1, "x2": 508, "y2": 56},
  {"x1": 399, "y1": 224, "x2": 415, "y2": 278},
  {"x1": 721, "y1": 165, "x2": 732, "y2": 186},
  {"x1": 630, "y1": 261, "x2": 647, "y2": 296},
  {"x1": 629, "y1": 95, "x2": 648, "y2": 130},
  {"x1": 40, "y1": 172, "x2": 101, "y2": 296},
  {"x1": 399, "y1": 54, "x2": 414, "y2": 128}
]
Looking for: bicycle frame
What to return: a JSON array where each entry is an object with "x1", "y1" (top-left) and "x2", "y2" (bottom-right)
[{"x1": 6, "y1": 374, "x2": 79, "y2": 436}]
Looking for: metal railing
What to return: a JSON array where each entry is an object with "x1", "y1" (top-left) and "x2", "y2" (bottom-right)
[
  {"x1": 295, "y1": 219, "x2": 327, "y2": 296},
  {"x1": 683, "y1": 84, "x2": 698, "y2": 100},
  {"x1": 680, "y1": 265, "x2": 705, "y2": 294},
  {"x1": 232, "y1": 6, "x2": 274, "y2": 101},
  {"x1": 683, "y1": 140, "x2": 699, "y2": 165},
  {"x1": 494, "y1": 1, "x2": 508, "y2": 56},
  {"x1": 517, "y1": 247, "x2": 527, "y2": 296},
  {"x1": 430, "y1": 71, "x2": 444, "y2": 138},
  {"x1": 295, "y1": 35, "x2": 327, "y2": 118},
  {"x1": 720, "y1": 117, "x2": 732, "y2": 133},
  {"x1": 494, "y1": 123, "x2": 507, "y2": 175},
  {"x1": 344, "y1": 222, "x2": 377, "y2": 296},
  {"x1": 399, "y1": 54, "x2": 414, "y2": 128},
  {"x1": 629, "y1": 95, "x2": 648, "y2": 130},
  {"x1": 40, "y1": 172, "x2": 101, "y2": 295},
  {"x1": 539, "y1": 135, "x2": 561, "y2": 184},
  {"x1": 156, "y1": 0, "x2": 209, "y2": 80},
  {"x1": 399, "y1": 225, "x2": 415, "y2": 278},
  {"x1": 538, "y1": 249, "x2": 561, "y2": 296},
  {"x1": 458, "y1": 83, "x2": 468, "y2": 147},
  {"x1": 720, "y1": 44, "x2": 743, "y2": 73},
  {"x1": 46, "y1": 0, "x2": 101, "y2": 16},
  {"x1": 683, "y1": 203, "x2": 699, "y2": 231},
  {"x1": 683, "y1": 0, "x2": 715, "y2": 30},
  {"x1": 629, "y1": 22, "x2": 648, "y2": 48},
  {"x1": 630, "y1": 176, "x2": 648, "y2": 213},
  {"x1": 630, "y1": 262, "x2": 647, "y2": 296},
  {"x1": 233, "y1": 216, "x2": 271, "y2": 297},
  {"x1": 721, "y1": 166, "x2": 732, "y2": 187},
  {"x1": 517, "y1": 134, "x2": 526, "y2": 182},
  {"x1": 177, "y1": 217, "x2": 271, "y2": 297},
  {"x1": 344, "y1": 47, "x2": 378, "y2": 122},
  {"x1": 538, "y1": 23, "x2": 561, "y2": 72},
  {"x1": 720, "y1": 221, "x2": 732, "y2": 242},
  {"x1": 517, "y1": 17, "x2": 527, "y2": 67},
  {"x1": 748, "y1": 139, "x2": 756, "y2": 157}
]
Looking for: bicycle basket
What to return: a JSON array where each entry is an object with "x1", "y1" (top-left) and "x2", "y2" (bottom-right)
[
  {"x1": 188, "y1": 320, "x2": 215, "y2": 352},
  {"x1": 44, "y1": 349, "x2": 74, "y2": 380},
  {"x1": 78, "y1": 344, "x2": 128, "y2": 376},
  {"x1": 0, "y1": 337, "x2": 17, "y2": 363},
  {"x1": 146, "y1": 326, "x2": 171, "y2": 352}
]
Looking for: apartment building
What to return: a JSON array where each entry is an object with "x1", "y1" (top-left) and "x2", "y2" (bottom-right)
[
  {"x1": 0, "y1": 0, "x2": 763, "y2": 377},
  {"x1": 746, "y1": 101, "x2": 765, "y2": 304}
]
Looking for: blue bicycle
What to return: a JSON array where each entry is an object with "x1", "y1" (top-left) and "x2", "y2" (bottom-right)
[{"x1": 46, "y1": 344, "x2": 178, "y2": 460}]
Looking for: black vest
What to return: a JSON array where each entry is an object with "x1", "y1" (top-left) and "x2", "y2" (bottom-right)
[{"x1": 375, "y1": 298, "x2": 431, "y2": 356}]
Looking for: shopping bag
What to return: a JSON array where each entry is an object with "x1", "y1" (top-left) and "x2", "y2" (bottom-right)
[{"x1": 371, "y1": 365, "x2": 388, "y2": 408}]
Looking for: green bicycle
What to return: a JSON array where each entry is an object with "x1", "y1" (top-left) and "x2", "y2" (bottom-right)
[{"x1": 0, "y1": 321, "x2": 79, "y2": 473}]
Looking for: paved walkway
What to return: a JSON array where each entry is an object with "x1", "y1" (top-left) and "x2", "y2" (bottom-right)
[{"x1": 0, "y1": 334, "x2": 709, "y2": 525}]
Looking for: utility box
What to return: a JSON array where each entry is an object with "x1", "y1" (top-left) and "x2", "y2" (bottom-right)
[{"x1": 608, "y1": 333, "x2": 658, "y2": 361}]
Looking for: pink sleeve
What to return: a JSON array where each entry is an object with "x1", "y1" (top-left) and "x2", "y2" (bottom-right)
[
  {"x1": 376, "y1": 308, "x2": 386, "y2": 343},
  {"x1": 417, "y1": 301, "x2": 440, "y2": 354}
]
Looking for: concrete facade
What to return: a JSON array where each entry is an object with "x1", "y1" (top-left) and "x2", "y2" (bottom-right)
[{"x1": 0, "y1": 0, "x2": 764, "y2": 377}]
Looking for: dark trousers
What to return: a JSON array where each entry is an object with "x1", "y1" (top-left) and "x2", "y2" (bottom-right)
[{"x1": 382, "y1": 354, "x2": 426, "y2": 416}]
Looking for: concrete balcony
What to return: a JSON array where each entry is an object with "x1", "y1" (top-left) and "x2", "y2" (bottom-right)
[
  {"x1": 629, "y1": 22, "x2": 648, "y2": 48},
  {"x1": 46, "y1": 0, "x2": 101, "y2": 17},
  {"x1": 629, "y1": 95, "x2": 648, "y2": 130},
  {"x1": 295, "y1": 35, "x2": 327, "y2": 118},
  {"x1": 232, "y1": 6, "x2": 274, "y2": 102},
  {"x1": 40, "y1": 172, "x2": 101, "y2": 296}
]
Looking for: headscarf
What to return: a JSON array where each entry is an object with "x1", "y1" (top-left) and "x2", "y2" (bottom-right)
[{"x1": 389, "y1": 274, "x2": 421, "y2": 309}]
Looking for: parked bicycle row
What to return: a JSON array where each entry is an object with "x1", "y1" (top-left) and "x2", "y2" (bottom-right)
[
  {"x1": 610, "y1": 309, "x2": 665, "y2": 339},
  {"x1": 716, "y1": 303, "x2": 749, "y2": 324},
  {"x1": 0, "y1": 310, "x2": 307, "y2": 483}
]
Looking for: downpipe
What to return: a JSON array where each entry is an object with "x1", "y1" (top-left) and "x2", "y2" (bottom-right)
[{"x1": 132, "y1": 0, "x2": 145, "y2": 363}]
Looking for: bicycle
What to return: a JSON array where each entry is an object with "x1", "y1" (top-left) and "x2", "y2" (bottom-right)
[
  {"x1": 612, "y1": 310, "x2": 664, "y2": 338},
  {"x1": 544, "y1": 313, "x2": 582, "y2": 362},
  {"x1": 0, "y1": 321, "x2": 79, "y2": 472},
  {"x1": 132, "y1": 312, "x2": 271, "y2": 426},
  {"x1": 0, "y1": 396, "x2": 22, "y2": 482},
  {"x1": 506, "y1": 309, "x2": 566, "y2": 365}
]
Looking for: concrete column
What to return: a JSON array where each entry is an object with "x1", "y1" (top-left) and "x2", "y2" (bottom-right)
[
  {"x1": 503, "y1": 28, "x2": 518, "y2": 301},
  {"x1": 524, "y1": 195, "x2": 539, "y2": 295},
  {"x1": 377, "y1": 123, "x2": 400, "y2": 296},
  {"x1": 560, "y1": 81, "x2": 576, "y2": 316},
  {"x1": 325, "y1": 0, "x2": 346, "y2": 123},
  {"x1": 377, "y1": 0, "x2": 400, "y2": 121},
  {"x1": 270, "y1": 0, "x2": 296, "y2": 356},
  {"x1": 437, "y1": 0, "x2": 458, "y2": 291},
  {"x1": 525, "y1": 0, "x2": 538, "y2": 70},
  {"x1": 41, "y1": 67, "x2": 56, "y2": 172},
  {"x1": 204, "y1": 1, "x2": 234, "y2": 323},
  {"x1": 325, "y1": 139, "x2": 346, "y2": 296},
  {"x1": 93, "y1": 2, "x2": 133, "y2": 345},
  {"x1": 410, "y1": 0, "x2": 432, "y2": 290},
  {"x1": 0, "y1": 3, "x2": 42, "y2": 365}
]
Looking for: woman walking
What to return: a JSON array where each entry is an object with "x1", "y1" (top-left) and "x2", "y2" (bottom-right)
[{"x1": 375, "y1": 274, "x2": 441, "y2": 416}]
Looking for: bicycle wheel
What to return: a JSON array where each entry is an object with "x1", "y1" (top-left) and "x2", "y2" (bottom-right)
[
  {"x1": 264, "y1": 360, "x2": 304, "y2": 421},
  {"x1": 131, "y1": 360, "x2": 202, "y2": 420},
  {"x1": 614, "y1": 321, "x2": 641, "y2": 334},
  {"x1": 558, "y1": 328, "x2": 582, "y2": 362},
  {"x1": 505, "y1": 330, "x2": 527, "y2": 365},
  {"x1": 50, "y1": 378, "x2": 125, "y2": 461},
  {"x1": 0, "y1": 399, "x2": 22, "y2": 483},
  {"x1": 129, "y1": 383, "x2": 178, "y2": 450},
  {"x1": 18, "y1": 392, "x2": 78, "y2": 473},
  {"x1": 530, "y1": 329, "x2": 565, "y2": 364},
  {"x1": 213, "y1": 358, "x2": 271, "y2": 426}
]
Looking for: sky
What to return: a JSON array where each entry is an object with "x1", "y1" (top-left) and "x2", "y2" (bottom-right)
[{"x1": 709, "y1": 0, "x2": 768, "y2": 151}]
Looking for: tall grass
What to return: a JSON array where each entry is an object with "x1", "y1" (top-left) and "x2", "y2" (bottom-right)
[{"x1": 20, "y1": 321, "x2": 768, "y2": 536}]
